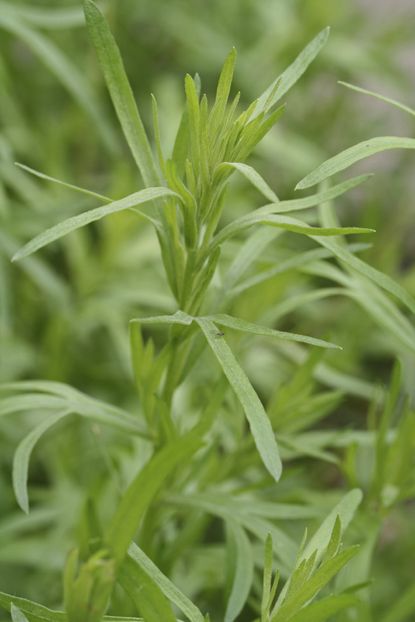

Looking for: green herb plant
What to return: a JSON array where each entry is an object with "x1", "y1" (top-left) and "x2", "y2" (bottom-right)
[{"x1": 1, "y1": 1, "x2": 415, "y2": 621}]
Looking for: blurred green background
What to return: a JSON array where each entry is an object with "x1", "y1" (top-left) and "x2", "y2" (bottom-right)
[{"x1": 0, "y1": 0, "x2": 414, "y2": 618}]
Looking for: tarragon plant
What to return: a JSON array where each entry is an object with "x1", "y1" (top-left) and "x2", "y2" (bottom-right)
[{"x1": 1, "y1": 1, "x2": 415, "y2": 621}]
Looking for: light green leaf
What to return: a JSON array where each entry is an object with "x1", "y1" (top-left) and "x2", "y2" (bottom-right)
[
  {"x1": 13, "y1": 410, "x2": 70, "y2": 514},
  {"x1": 255, "y1": 174, "x2": 371, "y2": 216},
  {"x1": 11, "y1": 604, "x2": 30, "y2": 622},
  {"x1": 297, "y1": 137, "x2": 415, "y2": 189},
  {"x1": 0, "y1": 382, "x2": 149, "y2": 437},
  {"x1": 219, "y1": 162, "x2": 278, "y2": 202},
  {"x1": 120, "y1": 558, "x2": 176, "y2": 622},
  {"x1": 196, "y1": 317, "x2": 282, "y2": 482},
  {"x1": 254, "y1": 27, "x2": 330, "y2": 117},
  {"x1": 339, "y1": 81, "x2": 415, "y2": 118},
  {"x1": 312, "y1": 237, "x2": 415, "y2": 315},
  {"x1": 301, "y1": 489, "x2": 362, "y2": 563},
  {"x1": 106, "y1": 432, "x2": 202, "y2": 565},
  {"x1": 224, "y1": 521, "x2": 254, "y2": 622},
  {"x1": 206, "y1": 313, "x2": 340, "y2": 350},
  {"x1": 15, "y1": 163, "x2": 111, "y2": 203},
  {"x1": 287, "y1": 593, "x2": 358, "y2": 622},
  {"x1": 212, "y1": 212, "x2": 373, "y2": 249},
  {"x1": 83, "y1": 0, "x2": 159, "y2": 185},
  {"x1": 127, "y1": 543, "x2": 205, "y2": 622},
  {"x1": 12, "y1": 187, "x2": 177, "y2": 261},
  {"x1": 0, "y1": 592, "x2": 143, "y2": 621},
  {"x1": 209, "y1": 48, "x2": 237, "y2": 133}
]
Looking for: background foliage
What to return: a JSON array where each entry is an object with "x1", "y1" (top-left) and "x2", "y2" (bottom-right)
[{"x1": 0, "y1": 1, "x2": 414, "y2": 621}]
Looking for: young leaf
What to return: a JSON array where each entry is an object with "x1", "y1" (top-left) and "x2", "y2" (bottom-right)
[
  {"x1": 218, "y1": 162, "x2": 279, "y2": 203},
  {"x1": 312, "y1": 237, "x2": 415, "y2": 315},
  {"x1": 224, "y1": 521, "x2": 254, "y2": 622},
  {"x1": 339, "y1": 81, "x2": 415, "y2": 118},
  {"x1": 127, "y1": 543, "x2": 205, "y2": 622},
  {"x1": 119, "y1": 558, "x2": 176, "y2": 622},
  {"x1": 12, "y1": 187, "x2": 177, "y2": 261},
  {"x1": 286, "y1": 593, "x2": 359, "y2": 622},
  {"x1": 296, "y1": 137, "x2": 415, "y2": 189},
  {"x1": 13, "y1": 409, "x2": 70, "y2": 514},
  {"x1": 10, "y1": 604, "x2": 29, "y2": 622},
  {"x1": 196, "y1": 317, "x2": 282, "y2": 482},
  {"x1": 205, "y1": 313, "x2": 340, "y2": 350},
  {"x1": 83, "y1": 0, "x2": 160, "y2": 185},
  {"x1": 15, "y1": 163, "x2": 111, "y2": 203},
  {"x1": 253, "y1": 27, "x2": 330, "y2": 117},
  {"x1": 106, "y1": 431, "x2": 202, "y2": 565}
]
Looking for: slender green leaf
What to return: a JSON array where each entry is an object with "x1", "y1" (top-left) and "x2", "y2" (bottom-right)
[
  {"x1": 339, "y1": 81, "x2": 415, "y2": 117},
  {"x1": 83, "y1": 0, "x2": 159, "y2": 184},
  {"x1": 0, "y1": 591, "x2": 143, "y2": 621},
  {"x1": 15, "y1": 163, "x2": 111, "y2": 203},
  {"x1": 120, "y1": 558, "x2": 176, "y2": 622},
  {"x1": 287, "y1": 593, "x2": 359, "y2": 622},
  {"x1": 13, "y1": 409, "x2": 70, "y2": 514},
  {"x1": 106, "y1": 432, "x2": 202, "y2": 565},
  {"x1": 254, "y1": 27, "x2": 330, "y2": 116},
  {"x1": 219, "y1": 162, "x2": 278, "y2": 202},
  {"x1": 224, "y1": 521, "x2": 254, "y2": 622},
  {"x1": 12, "y1": 187, "x2": 177, "y2": 261},
  {"x1": 127, "y1": 543, "x2": 205, "y2": 622},
  {"x1": 205, "y1": 313, "x2": 341, "y2": 350},
  {"x1": 196, "y1": 317, "x2": 282, "y2": 481},
  {"x1": 313, "y1": 237, "x2": 415, "y2": 315},
  {"x1": 212, "y1": 212, "x2": 373, "y2": 249},
  {"x1": 297, "y1": 137, "x2": 415, "y2": 189},
  {"x1": 11, "y1": 604, "x2": 30, "y2": 622}
]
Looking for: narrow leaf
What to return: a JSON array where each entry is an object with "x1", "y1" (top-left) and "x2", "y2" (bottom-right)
[
  {"x1": 254, "y1": 27, "x2": 330, "y2": 116},
  {"x1": 12, "y1": 187, "x2": 177, "y2": 261},
  {"x1": 127, "y1": 543, "x2": 205, "y2": 622},
  {"x1": 13, "y1": 410, "x2": 70, "y2": 514},
  {"x1": 15, "y1": 163, "x2": 111, "y2": 203},
  {"x1": 83, "y1": 0, "x2": 159, "y2": 184},
  {"x1": 218, "y1": 162, "x2": 278, "y2": 202},
  {"x1": 206, "y1": 313, "x2": 340, "y2": 350},
  {"x1": 339, "y1": 81, "x2": 415, "y2": 118},
  {"x1": 297, "y1": 137, "x2": 415, "y2": 189},
  {"x1": 224, "y1": 521, "x2": 254, "y2": 622},
  {"x1": 10, "y1": 604, "x2": 29, "y2": 622},
  {"x1": 313, "y1": 237, "x2": 415, "y2": 315},
  {"x1": 106, "y1": 432, "x2": 202, "y2": 565},
  {"x1": 196, "y1": 317, "x2": 282, "y2": 481}
]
